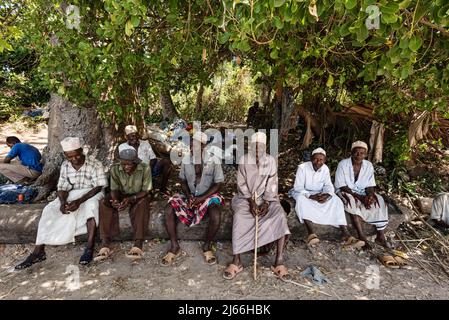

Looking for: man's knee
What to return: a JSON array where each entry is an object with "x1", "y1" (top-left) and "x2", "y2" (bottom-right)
[
  {"x1": 208, "y1": 205, "x2": 222, "y2": 223},
  {"x1": 160, "y1": 159, "x2": 172, "y2": 169},
  {"x1": 165, "y1": 203, "x2": 175, "y2": 216},
  {"x1": 135, "y1": 196, "x2": 150, "y2": 206},
  {"x1": 100, "y1": 198, "x2": 110, "y2": 207}
]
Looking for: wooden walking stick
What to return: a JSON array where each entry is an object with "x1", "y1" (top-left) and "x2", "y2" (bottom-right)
[{"x1": 253, "y1": 191, "x2": 259, "y2": 281}]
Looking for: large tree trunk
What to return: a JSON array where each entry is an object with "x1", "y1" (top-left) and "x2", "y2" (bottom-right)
[
  {"x1": 271, "y1": 83, "x2": 297, "y2": 140},
  {"x1": 260, "y1": 82, "x2": 271, "y2": 107},
  {"x1": 273, "y1": 81, "x2": 283, "y2": 130},
  {"x1": 195, "y1": 83, "x2": 204, "y2": 115},
  {"x1": 160, "y1": 87, "x2": 177, "y2": 120},
  {"x1": 32, "y1": 94, "x2": 115, "y2": 201},
  {"x1": 279, "y1": 87, "x2": 297, "y2": 141}
]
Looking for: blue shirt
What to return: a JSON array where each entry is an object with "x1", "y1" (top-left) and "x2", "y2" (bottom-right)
[{"x1": 6, "y1": 143, "x2": 43, "y2": 173}]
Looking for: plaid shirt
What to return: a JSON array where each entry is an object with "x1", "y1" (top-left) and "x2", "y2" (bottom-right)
[{"x1": 57, "y1": 156, "x2": 108, "y2": 192}]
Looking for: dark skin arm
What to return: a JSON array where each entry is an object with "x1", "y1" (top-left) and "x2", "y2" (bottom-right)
[
  {"x1": 340, "y1": 186, "x2": 378, "y2": 209},
  {"x1": 247, "y1": 197, "x2": 269, "y2": 217},
  {"x1": 58, "y1": 190, "x2": 70, "y2": 214},
  {"x1": 110, "y1": 190, "x2": 149, "y2": 211},
  {"x1": 339, "y1": 186, "x2": 363, "y2": 207},
  {"x1": 3, "y1": 157, "x2": 12, "y2": 164},
  {"x1": 191, "y1": 182, "x2": 222, "y2": 207},
  {"x1": 61, "y1": 186, "x2": 103, "y2": 213},
  {"x1": 340, "y1": 186, "x2": 359, "y2": 197},
  {"x1": 309, "y1": 193, "x2": 332, "y2": 203},
  {"x1": 248, "y1": 198, "x2": 258, "y2": 216},
  {"x1": 257, "y1": 200, "x2": 269, "y2": 217},
  {"x1": 180, "y1": 180, "x2": 193, "y2": 206},
  {"x1": 364, "y1": 187, "x2": 379, "y2": 209}
]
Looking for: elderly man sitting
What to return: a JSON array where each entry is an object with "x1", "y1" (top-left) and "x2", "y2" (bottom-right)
[
  {"x1": 162, "y1": 131, "x2": 224, "y2": 266},
  {"x1": 292, "y1": 148, "x2": 364, "y2": 247},
  {"x1": 96, "y1": 146, "x2": 152, "y2": 261},
  {"x1": 15, "y1": 137, "x2": 107, "y2": 269},
  {"x1": 224, "y1": 132, "x2": 291, "y2": 281},
  {"x1": 335, "y1": 141, "x2": 389, "y2": 249},
  {"x1": 119, "y1": 125, "x2": 172, "y2": 195}
]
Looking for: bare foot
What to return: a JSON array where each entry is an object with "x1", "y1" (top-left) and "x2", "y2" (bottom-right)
[
  {"x1": 169, "y1": 243, "x2": 180, "y2": 255},
  {"x1": 375, "y1": 237, "x2": 392, "y2": 249}
]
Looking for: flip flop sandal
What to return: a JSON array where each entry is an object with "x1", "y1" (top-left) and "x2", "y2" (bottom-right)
[
  {"x1": 125, "y1": 247, "x2": 143, "y2": 260},
  {"x1": 343, "y1": 236, "x2": 365, "y2": 249},
  {"x1": 94, "y1": 247, "x2": 113, "y2": 262},
  {"x1": 307, "y1": 233, "x2": 320, "y2": 246},
  {"x1": 393, "y1": 256, "x2": 408, "y2": 267},
  {"x1": 15, "y1": 253, "x2": 46, "y2": 270},
  {"x1": 377, "y1": 255, "x2": 400, "y2": 269},
  {"x1": 271, "y1": 265, "x2": 291, "y2": 281},
  {"x1": 223, "y1": 263, "x2": 243, "y2": 280},
  {"x1": 161, "y1": 250, "x2": 182, "y2": 266},
  {"x1": 392, "y1": 250, "x2": 409, "y2": 260},
  {"x1": 203, "y1": 250, "x2": 217, "y2": 265}
]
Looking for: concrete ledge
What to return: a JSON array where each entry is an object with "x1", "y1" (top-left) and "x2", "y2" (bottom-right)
[{"x1": 0, "y1": 200, "x2": 405, "y2": 244}]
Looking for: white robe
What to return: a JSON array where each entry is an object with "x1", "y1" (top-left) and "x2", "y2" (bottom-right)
[
  {"x1": 431, "y1": 193, "x2": 449, "y2": 225},
  {"x1": 334, "y1": 158, "x2": 388, "y2": 231},
  {"x1": 292, "y1": 162, "x2": 347, "y2": 227},
  {"x1": 35, "y1": 189, "x2": 104, "y2": 245}
]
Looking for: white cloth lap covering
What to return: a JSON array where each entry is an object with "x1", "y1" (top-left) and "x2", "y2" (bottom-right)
[
  {"x1": 292, "y1": 162, "x2": 347, "y2": 227},
  {"x1": 36, "y1": 155, "x2": 107, "y2": 245},
  {"x1": 36, "y1": 189, "x2": 104, "y2": 245},
  {"x1": 335, "y1": 158, "x2": 388, "y2": 231}
]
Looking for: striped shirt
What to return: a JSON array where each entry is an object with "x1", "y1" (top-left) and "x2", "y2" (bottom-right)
[{"x1": 57, "y1": 156, "x2": 108, "y2": 192}]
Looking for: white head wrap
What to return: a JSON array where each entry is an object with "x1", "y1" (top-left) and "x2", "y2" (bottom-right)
[
  {"x1": 60, "y1": 137, "x2": 81, "y2": 152},
  {"x1": 351, "y1": 141, "x2": 368, "y2": 151},
  {"x1": 312, "y1": 147, "x2": 326, "y2": 156},
  {"x1": 125, "y1": 125, "x2": 138, "y2": 136}
]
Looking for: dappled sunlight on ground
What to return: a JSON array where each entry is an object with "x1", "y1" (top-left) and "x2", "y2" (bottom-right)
[{"x1": 1, "y1": 240, "x2": 449, "y2": 300}]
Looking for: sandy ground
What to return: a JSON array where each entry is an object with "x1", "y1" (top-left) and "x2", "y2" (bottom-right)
[{"x1": 1, "y1": 239, "x2": 449, "y2": 300}]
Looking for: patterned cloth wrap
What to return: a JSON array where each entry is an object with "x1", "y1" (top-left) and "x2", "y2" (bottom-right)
[{"x1": 168, "y1": 193, "x2": 224, "y2": 227}]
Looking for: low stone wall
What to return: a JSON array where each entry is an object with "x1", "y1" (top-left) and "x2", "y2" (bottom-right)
[{"x1": 0, "y1": 199, "x2": 405, "y2": 244}]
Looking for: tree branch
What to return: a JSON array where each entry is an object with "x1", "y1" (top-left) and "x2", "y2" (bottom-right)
[
  {"x1": 404, "y1": 9, "x2": 449, "y2": 38},
  {"x1": 419, "y1": 17, "x2": 449, "y2": 38}
]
